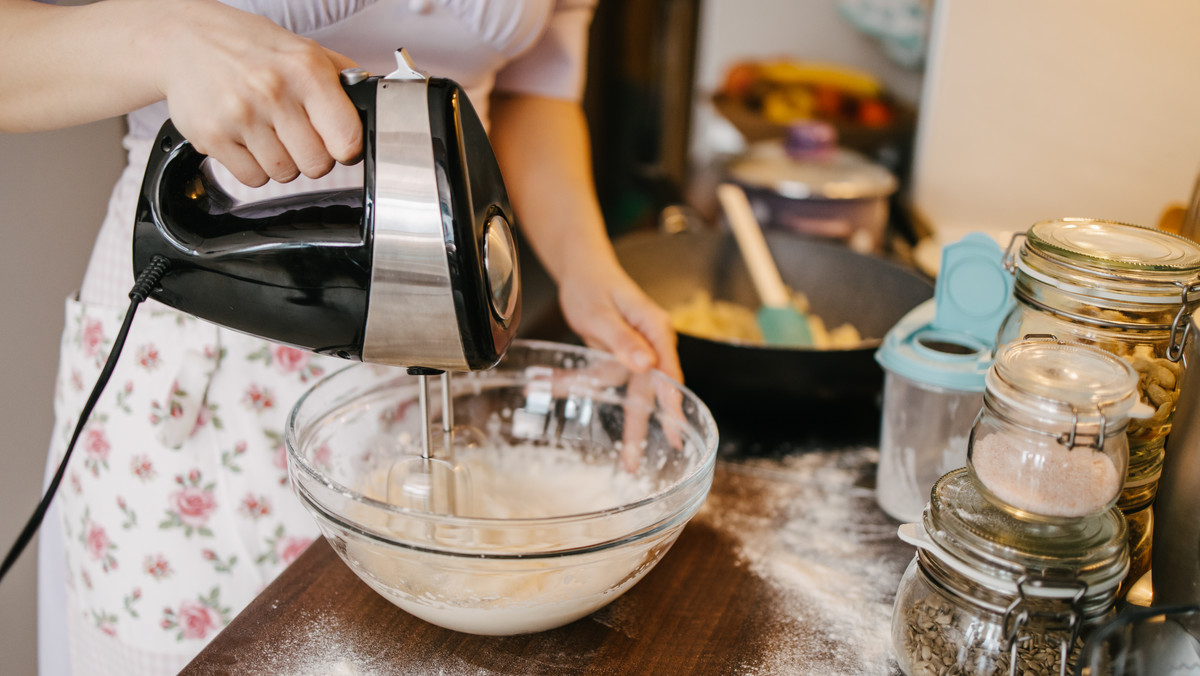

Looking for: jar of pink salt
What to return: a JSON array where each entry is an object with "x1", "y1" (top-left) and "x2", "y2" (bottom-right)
[{"x1": 967, "y1": 337, "x2": 1152, "y2": 521}]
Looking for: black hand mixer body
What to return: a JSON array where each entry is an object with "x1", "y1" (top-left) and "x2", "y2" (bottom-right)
[{"x1": 132, "y1": 49, "x2": 521, "y2": 371}]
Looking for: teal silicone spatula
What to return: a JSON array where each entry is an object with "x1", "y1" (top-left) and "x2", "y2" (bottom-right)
[{"x1": 717, "y1": 183, "x2": 814, "y2": 348}]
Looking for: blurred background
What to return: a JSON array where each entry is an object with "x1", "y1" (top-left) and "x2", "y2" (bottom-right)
[{"x1": 4, "y1": 1, "x2": 1200, "y2": 672}]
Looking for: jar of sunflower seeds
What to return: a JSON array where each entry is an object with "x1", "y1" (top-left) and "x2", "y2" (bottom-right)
[
  {"x1": 996, "y1": 218, "x2": 1200, "y2": 518},
  {"x1": 892, "y1": 469, "x2": 1129, "y2": 676}
]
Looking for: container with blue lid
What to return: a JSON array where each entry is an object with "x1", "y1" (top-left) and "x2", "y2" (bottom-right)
[{"x1": 874, "y1": 232, "x2": 1013, "y2": 522}]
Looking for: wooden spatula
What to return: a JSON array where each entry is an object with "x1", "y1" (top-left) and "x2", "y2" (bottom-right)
[{"x1": 716, "y1": 183, "x2": 814, "y2": 348}]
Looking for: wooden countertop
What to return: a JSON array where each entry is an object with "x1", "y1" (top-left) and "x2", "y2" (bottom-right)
[{"x1": 182, "y1": 446, "x2": 911, "y2": 675}]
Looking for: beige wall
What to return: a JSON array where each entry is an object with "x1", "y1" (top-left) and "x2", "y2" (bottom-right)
[{"x1": 0, "y1": 118, "x2": 126, "y2": 674}]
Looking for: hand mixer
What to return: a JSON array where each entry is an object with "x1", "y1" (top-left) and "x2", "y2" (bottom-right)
[{"x1": 1, "y1": 49, "x2": 519, "y2": 579}]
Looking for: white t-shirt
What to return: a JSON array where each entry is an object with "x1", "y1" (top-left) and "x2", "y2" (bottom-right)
[{"x1": 80, "y1": 0, "x2": 596, "y2": 306}]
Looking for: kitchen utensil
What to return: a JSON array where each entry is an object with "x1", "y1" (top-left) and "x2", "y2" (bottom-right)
[
  {"x1": 132, "y1": 48, "x2": 520, "y2": 373},
  {"x1": 874, "y1": 232, "x2": 1011, "y2": 522},
  {"x1": 1156, "y1": 312, "x2": 1200, "y2": 606},
  {"x1": 286, "y1": 340, "x2": 719, "y2": 635},
  {"x1": 614, "y1": 227, "x2": 932, "y2": 434},
  {"x1": 716, "y1": 182, "x2": 813, "y2": 347},
  {"x1": 385, "y1": 371, "x2": 474, "y2": 514},
  {"x1": 725, "y1": 122, "x2": 898, "y2": 254},
  {"x1": 1075, "y1": 604, "x2": 1200, "y2": 676}
]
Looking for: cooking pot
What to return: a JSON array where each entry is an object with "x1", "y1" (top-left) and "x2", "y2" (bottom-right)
[{"x1": 614, "y1": 228, "x2": 933, "y2": 439}]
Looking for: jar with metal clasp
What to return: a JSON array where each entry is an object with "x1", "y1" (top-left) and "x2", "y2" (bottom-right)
[
  {"x1": 967, "y1": 337, "x2": 1151, "y2": 522},
  {"x1": 892, "y1": 469, "x2": 1129, "y2": 676},
  {"x1": 996, "y1": 218, "x2": 1200, "y2": 513}
]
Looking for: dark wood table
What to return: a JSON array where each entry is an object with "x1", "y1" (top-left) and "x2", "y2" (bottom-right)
[{"x1": 182, "y1": 445, "x2": 912, "y2": 675}]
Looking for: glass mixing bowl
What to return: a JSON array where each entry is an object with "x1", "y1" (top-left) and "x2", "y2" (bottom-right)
[{"x1": 285, "y1": 340, "x2": 719, "y2": 635}]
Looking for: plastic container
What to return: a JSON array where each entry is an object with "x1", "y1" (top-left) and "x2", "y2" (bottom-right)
[
  {"x1": 968, "y1": 338, "x2": 1149, "y2": 521},
  {"x1": 875, "y1": 233, "x2": 1012, "y2": 522},
  {"x1": 726, "y1": 121, "x2": 897, "y2": 253},
  {"x1": 997, "y1": 218, "x2": 1200, "y2": 512},
  {"x1": 893, "y1": 469, "x2": 1129, "y2": 676},
  {"x1": 285, "y1": 340, "x2": 719, "y2": 635}
]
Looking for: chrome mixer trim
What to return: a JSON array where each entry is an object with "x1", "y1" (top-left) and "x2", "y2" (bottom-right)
[{"x1": 362, "y1": 58, "x2": 467, "y2": 370}]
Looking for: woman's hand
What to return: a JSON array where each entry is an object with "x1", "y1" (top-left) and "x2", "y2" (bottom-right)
[
  {"x1": 556, "y1": 257, "x2": 682, "y2": 383},
  {"x1": 0, "y1": 0, "x2": 363, "y2": 187},
  {"x1": 154, "y1": 1, "x2": 363, "y2": 186}
]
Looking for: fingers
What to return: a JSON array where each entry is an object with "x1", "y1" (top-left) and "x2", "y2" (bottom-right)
[{"x1": 159, "y1": 11, "x2": 363, "y2": 187}]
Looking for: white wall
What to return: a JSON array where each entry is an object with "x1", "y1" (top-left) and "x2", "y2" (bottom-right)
[
  {"x1": 0, "y1": 119, "x2": 126, "y2": 675},
  {"x1": 909, "y1": 0, "x2": 1200, "y2": 247}
]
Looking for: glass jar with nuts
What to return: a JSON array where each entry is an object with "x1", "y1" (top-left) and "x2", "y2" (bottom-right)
[
  {"x1": 997, "y1": 218, "x2": 1200, "y2": 514},
  {"x1": 893, "y1": 469, "x2": 1129, "y2": 676}
]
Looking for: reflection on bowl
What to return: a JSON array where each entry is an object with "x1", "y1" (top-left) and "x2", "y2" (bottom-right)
[{"x1": 286, "y1": 340, "x2": 719, "y2": 635}]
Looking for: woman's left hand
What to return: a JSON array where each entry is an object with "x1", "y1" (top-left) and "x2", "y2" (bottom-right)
[{"x1": 555, "y1": 257, "x2": 682, "y2": 383}]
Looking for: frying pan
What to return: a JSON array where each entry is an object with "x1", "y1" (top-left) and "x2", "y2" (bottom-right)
[{"x1": 614, "y1": 228, "x2": 933, "y2": 438}]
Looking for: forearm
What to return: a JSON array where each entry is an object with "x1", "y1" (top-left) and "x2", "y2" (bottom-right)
[
  {"x1": 0, "y1": 0, "x2": 170, "y2": 131},
  {"x1": 488, "y1": 93, "x2": 618, "y2": 284}
]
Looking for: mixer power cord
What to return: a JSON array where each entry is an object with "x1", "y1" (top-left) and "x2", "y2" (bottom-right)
[{"x1": 0, "y1": 255, "x2": 171, "y2": 584}]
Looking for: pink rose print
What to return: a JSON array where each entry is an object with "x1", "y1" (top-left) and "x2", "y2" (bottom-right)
[
  {"x1": 82, "y1": 318, "x2": 105, "y2": 358},
  {"x1": 85, "y1": 523, "x2": 110, "y2": 560},
  {"x1": 138, "y1": 344, "x2": 161, "y2": 370},
  {"x1": 162, "y1": 589, "x2": 230, "y2": 641},
  {"x1": 252, "y1": 344, "x2": 325, "y2": 382},
  {"x1": 240, "y1": 494, "x2": 271, "y2": 519},
  {"x1": 160, "y1": 470, "x2": 217, "y2": 537},
  {"x1": 170, "y1": 488, "x2": 216, "y2": 527},
  {"x1": 256, "y1": 525, "x2": 313, "y2": 566},
  {"x1": 92, "y1": 610, "x2": 118, "y2": 637},
  {"x1": 273, "y1": 443, "x2": 288, "y2": 471},
  {"x1": 131, "y1": 454, "x2": 156, "y2": 481},
  {"x1": 83, "y1": 426, "x2": 111, "y2": 476},
  {"x1": 70, "y1": 369, "x2": 84, "y2": 392},
  {"x1": 277, "y1": 536, "x2": 313, "y2": 566},
  {"x1": 178, "y1": 600, "x2": 217, "y2": 640},
  {"x1": 243, "y1": 384, "x2": 275, "y2": 412},
  {"x1": 144, "y1": 554, "x2": 173, "y2": 580},
  {"x1": 273, "y1": 346, "x2": 309, "y2": 374}
]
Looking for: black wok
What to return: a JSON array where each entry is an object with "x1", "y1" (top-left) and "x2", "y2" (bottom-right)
[{"x1": 615, "y1": 229, "x2": 933, "y2": 440}]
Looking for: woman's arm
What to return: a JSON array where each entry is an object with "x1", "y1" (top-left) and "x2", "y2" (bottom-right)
[
  {"x1": 0, "y1": 0, "x2": 362, "y2": 186},
  {"x1": 489, "y1": 92, "x2": 682, "y2": 381}
]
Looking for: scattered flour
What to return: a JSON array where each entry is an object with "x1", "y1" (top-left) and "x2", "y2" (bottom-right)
[{"x1": 700, "y1": 447, "x2": 906, "y2": 676}]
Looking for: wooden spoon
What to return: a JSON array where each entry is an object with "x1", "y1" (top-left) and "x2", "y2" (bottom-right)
[{"x1": 716, "y1": 183, "x2": 813, "y2": 348}]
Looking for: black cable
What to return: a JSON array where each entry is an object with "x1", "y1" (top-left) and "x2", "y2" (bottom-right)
[{"x1": 0, "y1": 255, "x2": 170, "y2": 583}]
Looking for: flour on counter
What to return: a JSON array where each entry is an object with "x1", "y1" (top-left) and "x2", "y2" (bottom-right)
[{"x1": 700, "y1": 447, "x2": 906, "y2": 676}]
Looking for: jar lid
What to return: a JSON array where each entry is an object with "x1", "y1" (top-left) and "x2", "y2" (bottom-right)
[
  {"x1": 1016, "y1": 219, "x2": 1200, "y2": 308},
  {"x1": 905, "y1": 469, "x2": 1129, "y2": 597},
  {"x1": 875, "y1": 233, "x2": 1012, "y2": 391},
  {"x1": 988, "y1": 339, "x2": 1142, "y2": 424},
  {"x1": 1028, "y1": 218, "x2": 1200, "y2": 273},
  {"x1": 727, "y1": 138, "x2": 897, "y2": 200}
]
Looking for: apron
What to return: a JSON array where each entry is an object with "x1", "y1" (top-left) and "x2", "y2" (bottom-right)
[{"x1": 49, "y1": 296, "x2": 342, "y2": 672}]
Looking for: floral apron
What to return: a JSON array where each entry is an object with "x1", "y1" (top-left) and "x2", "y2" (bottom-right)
[{"x1": 50, "y1": 295, "x2": 341, "y2": 672}]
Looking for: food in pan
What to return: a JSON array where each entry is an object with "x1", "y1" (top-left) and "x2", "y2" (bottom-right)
[{"x1": 670, "y1": 290, "x2": 863, "y2": 349}]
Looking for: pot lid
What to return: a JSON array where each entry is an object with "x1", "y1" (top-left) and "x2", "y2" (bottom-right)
[
  {"x1": 902, "y1": 468, "x2": 1129, "y2": 598},
  {"x1": 727, "y1": 123, "x2": 897, "y2": 200}
]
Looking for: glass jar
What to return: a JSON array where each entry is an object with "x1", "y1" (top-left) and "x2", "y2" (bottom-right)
[
  {"x1": 997, "y1": 218, "x2": 1200, "y2": 511},
  {"x1": 893, "y1": 469, "x2": 1129, "y2": 676},
  {"x1": 967, "y1": 338, "x2": 1147, "y2": 521}
]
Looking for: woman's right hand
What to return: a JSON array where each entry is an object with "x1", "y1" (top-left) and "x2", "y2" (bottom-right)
[{"x1": 155, "y1": 0, "x2": 364, "y2": 187}]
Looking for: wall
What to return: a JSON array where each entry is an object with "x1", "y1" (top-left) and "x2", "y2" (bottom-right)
[
  {"x1": 909, "y1": 0, "x2": 1200, "y2": 250},
  {"x1": 0, "y1": 118, "x2": 126, "y2": 674}
]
